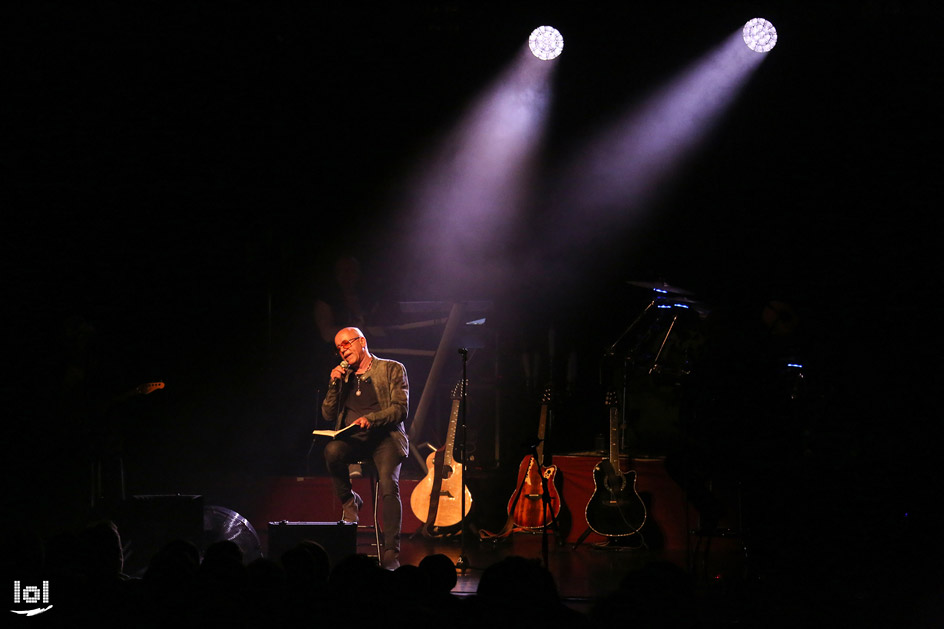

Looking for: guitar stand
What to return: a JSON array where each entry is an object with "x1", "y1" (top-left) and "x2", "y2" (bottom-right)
[
  {"x1": 573, "y1": 527, "x2": 647, "y2": 552},
  {"x1": 409, "y1": 522, "x2": 461, "y2": 540},
  {"x1": 572, "y1": 527, "x2": 593, "y2": 549},
  {"x1": 595, "y1": 536, "x2": 646, "y2": 551}
]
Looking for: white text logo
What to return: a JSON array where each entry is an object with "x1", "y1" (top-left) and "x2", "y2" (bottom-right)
[{"x1": 11, "y1": 581, "x2": 53, "y2": 617}]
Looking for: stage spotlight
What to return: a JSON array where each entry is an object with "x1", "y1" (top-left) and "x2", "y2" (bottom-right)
[
  {"x1": 742, "y1": 18, "x2": 777, "y2": 52},
  {"x1": 529, "y1": 26, "x2": 564, "y2": 60}
]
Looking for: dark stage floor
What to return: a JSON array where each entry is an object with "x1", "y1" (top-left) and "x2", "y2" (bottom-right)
[
  {"x1": 362, "y1": 524, "x2": 938, "y2": 628},
  {"x1": 235, "y1": 468, "x2": 941, "y2": 628},
  {"x1": 369, "y1": 526, "x2": 743, "y2": 611},
  {"x1": 244, "y1": 469, "x2": 774, "y2": 626},
  {"x1": 344, "y1": 521, "x2": 834, "y2": 628}
]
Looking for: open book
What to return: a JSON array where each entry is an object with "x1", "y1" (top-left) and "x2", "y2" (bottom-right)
[{"x1": 312, "y1": 423, "x2": 361, "y2": 439}]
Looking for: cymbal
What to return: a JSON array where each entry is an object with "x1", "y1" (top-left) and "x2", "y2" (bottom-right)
[
  {"x1": 661, "y1": 296, "x2": 711, "y2": 316},
  {"x1": 626, "y1": 280, "x2": 695, "y2": 296}
]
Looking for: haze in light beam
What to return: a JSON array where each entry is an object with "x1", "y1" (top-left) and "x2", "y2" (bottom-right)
[
  {"x1": 394, "y1": 46, "x2": 557, "y2": 299},
  {"x1": 542, "y1": 30, "x2": 767, "y2": 253}
]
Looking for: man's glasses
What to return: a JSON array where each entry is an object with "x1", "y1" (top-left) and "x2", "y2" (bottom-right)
[{"x1": 336, "y1": 336, "x2": 363, "y2": 351}]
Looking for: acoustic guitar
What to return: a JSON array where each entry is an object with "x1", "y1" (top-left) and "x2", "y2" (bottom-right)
[
  {"x1": 410, "y1": 380, "x2": 473, "y2": 531},
  {"x1": 584, "y1": 391, "x2": 647, "y2": 537},
  {"x1": 507, "y1": 385, "x2": 561, "y2": 530}
]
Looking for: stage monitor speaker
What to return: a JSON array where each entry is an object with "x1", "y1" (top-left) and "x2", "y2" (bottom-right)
[
  {"x1": 267, "y1": 521, "x2": 357, "y2": 567},
  {"x1": 116, "y1": 494, "x2": 204, "y2": 577}
]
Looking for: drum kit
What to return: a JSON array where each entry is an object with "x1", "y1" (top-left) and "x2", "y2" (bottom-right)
[{"x1": 612, "y1": 279, "x2": 710, "y2": 382}]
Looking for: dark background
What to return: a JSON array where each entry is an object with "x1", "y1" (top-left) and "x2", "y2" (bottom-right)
[{"x1": 3, "y1": 0, "x2": 940, "y2": 578}]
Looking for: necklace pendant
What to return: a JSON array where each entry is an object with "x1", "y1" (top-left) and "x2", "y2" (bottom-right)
[{"x1": 355, "y1": 389, "x2": 362, "y2": 396}]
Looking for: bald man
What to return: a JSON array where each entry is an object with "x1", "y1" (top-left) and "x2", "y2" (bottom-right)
[{"x1": 322, "y1": 327, "x2": 409, "y2": 570}]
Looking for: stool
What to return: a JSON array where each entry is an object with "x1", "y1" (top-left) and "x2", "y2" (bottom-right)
[{"x1": 351, "y1": 460, "x2": 382, "y2": 560}]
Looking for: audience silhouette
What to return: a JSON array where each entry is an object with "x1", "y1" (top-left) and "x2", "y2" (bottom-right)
[
  {"x1": 7, "y1": 516, "x2": 938, "y2": 628},
  {"x1": 469, "y1": 554, "x2": 590, "y2": 629}
]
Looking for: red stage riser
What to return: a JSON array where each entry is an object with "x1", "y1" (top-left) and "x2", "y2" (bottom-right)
[{"x1": 251, "y1": 477, "x2": 424, "y2": 554}]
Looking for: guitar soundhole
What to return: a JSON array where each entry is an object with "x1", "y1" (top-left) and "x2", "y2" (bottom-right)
[{"x1": 604, "y1": 473, "x2": 625, "y2": 495}]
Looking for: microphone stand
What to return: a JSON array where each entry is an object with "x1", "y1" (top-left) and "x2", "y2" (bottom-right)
[
  {"x1": 538, "y1": 410, "x2": 564, "y2": 566},
  {"x1": 539, "y1": 440, "x2": 551, "y2": 567},
  {"x1": 456, "y1": 347, "x2": 470, "y2": 570}
]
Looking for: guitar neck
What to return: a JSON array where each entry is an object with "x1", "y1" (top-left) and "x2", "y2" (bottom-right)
[
  {"x1": 535, "y1": 404, "x2": 548, "y2": 466},
  {"x1": 608, "y1": 405, "x2": 621, "y2": 471},
  {"x1": 442, "y1": 399, "x2": 460, "y2": 467}
]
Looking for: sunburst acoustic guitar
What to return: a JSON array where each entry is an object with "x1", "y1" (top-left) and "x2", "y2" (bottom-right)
[{"x1": 507, "y1": 384, "x2": 562, "y2": 530}]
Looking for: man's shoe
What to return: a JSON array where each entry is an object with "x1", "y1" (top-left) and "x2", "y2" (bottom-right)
[
  {"x1": 341, "y1": 492, "x2": 363, "y2": 524},
  {"x1": 381, "y1": 549, "x2": 400, "y2": 571},
  {"x1": 348, "y1": 463, "x2": 363, "y2": 478}
]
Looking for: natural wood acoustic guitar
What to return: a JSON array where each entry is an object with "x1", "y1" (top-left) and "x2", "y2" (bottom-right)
[{"x1": 410, "y1": 380, "x2": 473, "y2": 532}]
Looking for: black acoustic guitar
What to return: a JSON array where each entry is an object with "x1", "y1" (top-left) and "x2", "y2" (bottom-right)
[{"x1": 585, "y1": 391, "x2": 647, "y2": 537}]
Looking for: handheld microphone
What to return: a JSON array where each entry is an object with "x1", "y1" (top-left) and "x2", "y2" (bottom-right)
[{"x1": 330, "y1": 360, "x2": 351, "y2": 387}]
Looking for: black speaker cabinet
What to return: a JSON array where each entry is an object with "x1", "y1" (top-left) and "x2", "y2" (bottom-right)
[
  {"x1": 267, "y1": 521, "x2": 357, "y2": 567},
  {"x1": 116, "y1": 494, "x2": 204, "y2": 577}
]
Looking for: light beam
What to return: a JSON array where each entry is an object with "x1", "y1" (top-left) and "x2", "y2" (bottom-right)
[
  {"x1": 392, "y1": 46, "x2": 558, "y2": 299},
  {"x1": 538, "y1": 28, "x2": 769, "y2": 258}
]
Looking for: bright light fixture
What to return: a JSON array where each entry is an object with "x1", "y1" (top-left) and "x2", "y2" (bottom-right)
[
  {"x1": 529, "y1": 26, "x2": 564, "y2": 60},
  {"x1": 742, "y1": 18, "x2": 778, "y2": 53}
]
